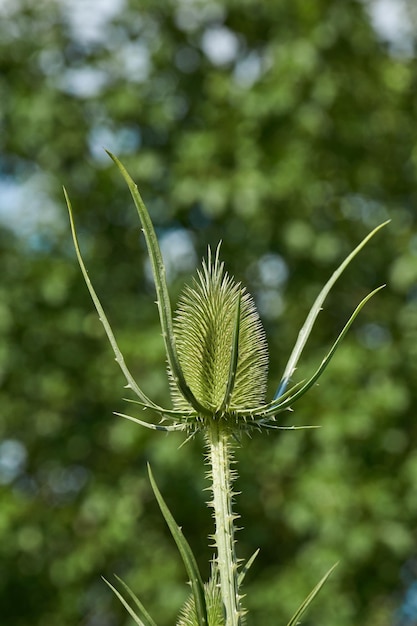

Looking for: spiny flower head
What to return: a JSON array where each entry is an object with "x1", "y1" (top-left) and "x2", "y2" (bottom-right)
[{"x1": 170, "y1": 246, "x2": 268, "y2": 416}]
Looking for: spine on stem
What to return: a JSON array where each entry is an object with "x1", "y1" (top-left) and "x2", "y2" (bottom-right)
[{"x1": 207, "y1": 420, "x2": 242, "y2": 626}]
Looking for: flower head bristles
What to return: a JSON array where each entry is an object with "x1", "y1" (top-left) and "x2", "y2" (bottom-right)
[
  {"x1": 170, "y1": 244, "x2": 268, "y2": 419},
  {"x1": 65, "y1": 151, "x2": 389, "y2": 626}
]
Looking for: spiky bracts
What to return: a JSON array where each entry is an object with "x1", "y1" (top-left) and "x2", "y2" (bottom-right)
[{"x1": 170, "y1": 246, "x2": 269, "y2": 418}]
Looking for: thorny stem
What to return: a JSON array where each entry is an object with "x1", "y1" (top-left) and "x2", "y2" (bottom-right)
[{"x1": 207, "y1": 420, "x2": 242, "y2": 626}]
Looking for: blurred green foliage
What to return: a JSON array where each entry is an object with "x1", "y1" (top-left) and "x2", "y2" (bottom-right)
[{"x1": 1, "y1": 0, "x2": 417, "y2": 624}]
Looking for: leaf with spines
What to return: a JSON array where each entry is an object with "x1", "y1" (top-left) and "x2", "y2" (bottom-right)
[
  {"x1": 106, "y1": 151, "x2": 210, "y2": 418},
  {"x1": 275, "y1": 220, "x2": 390, "y2": 399},
  {"x1": 285, "y1": 563, "x2": 338, "y2": 626}
]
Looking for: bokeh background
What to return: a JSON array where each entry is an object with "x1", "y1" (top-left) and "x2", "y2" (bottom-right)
[{"x1": 1, "y1": 0, "x2": 417, "y2": 624}]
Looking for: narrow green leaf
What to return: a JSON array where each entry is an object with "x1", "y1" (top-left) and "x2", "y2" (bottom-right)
[
  {"x1": 238, "y1": 548, "x2": 260, "y2": 587},
  {"x1": 285, "y1": 563, "x2": 338, "y2": 626},
  {"x1": 240, "y1": 285, "x2": 385, "y2": 420},
  {"x1": 147, "y1": 464, "x2": 208, "y2": 626},
  {"x1": 64, "y1": 187, "x2": 159, "y2": 409},
  {"x1": 105, "y1": 152, "x2": 210, "y2": 417},
  {"x1": 102, "y1": 576, "x2": 157, "y2": 626},
  {"x1": 275, "y1": 221, "x2": 389, "y2": 399},
  {"x1": 114, "y1": 575, "x2": 158, "y2": 626},
  {"x1": 218, "y1": 291, "x2": 242, "y2": 413},
  {"x1": 263, "y1": 285, "x2": 385, "y2": 416}
]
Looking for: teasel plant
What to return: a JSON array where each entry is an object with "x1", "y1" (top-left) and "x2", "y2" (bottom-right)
[{"x1": 64, "y1": 153, "x2": 388, "y2": 626}]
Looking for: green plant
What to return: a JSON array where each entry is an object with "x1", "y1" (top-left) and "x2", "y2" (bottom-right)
[{"x1": 65, "y1": 153, "x2": 388, "y2": 626}]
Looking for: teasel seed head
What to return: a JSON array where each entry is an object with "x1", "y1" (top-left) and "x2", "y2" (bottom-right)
[{"x1": 170, "y1": 246, "x2": 269, "y2": 418}]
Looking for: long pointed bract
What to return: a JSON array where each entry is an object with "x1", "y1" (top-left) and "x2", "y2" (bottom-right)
[
  {"x1": 238, "y1": 549, "x2": 260, "y2": 587},
  {"x1": 274, "y1": 221, "x2": 389, "y2": 399},
  {"x1": 64, "y1": 187, "x2": 159, "y2": 409},
  {"x1": 218, "y1": 292, "x2": 242, "y2": 414},
  {"x1": 106, "y1": 152, "x2": 210, "y2": 418},
  {"x1": 257, "y1": 285, "x2": 385, "y2": 418}
]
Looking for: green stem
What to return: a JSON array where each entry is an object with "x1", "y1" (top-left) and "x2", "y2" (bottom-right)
[{"x1": 207, "y1": 420, "x2": 242, "y2": 626}]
